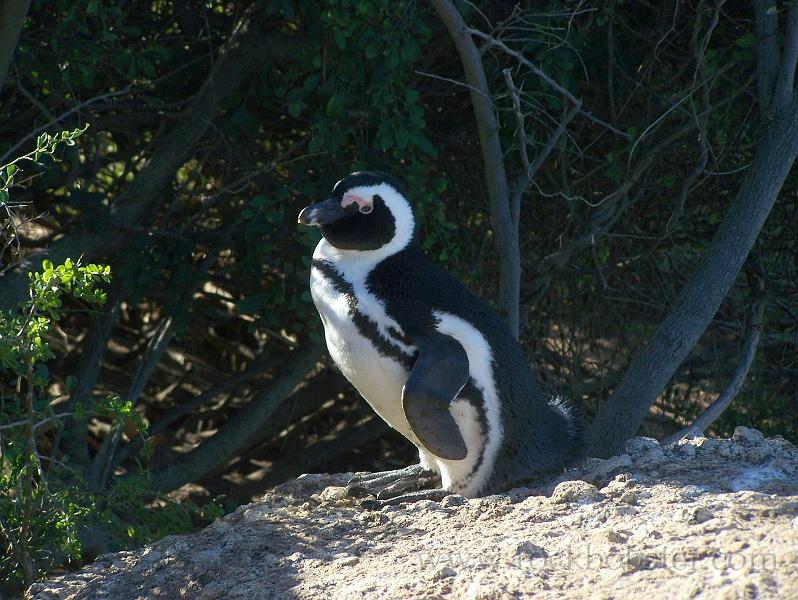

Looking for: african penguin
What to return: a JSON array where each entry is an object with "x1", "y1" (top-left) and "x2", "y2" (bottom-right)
[{"x1": 298, "y1": 171, "x2": 584, "y2": 500}]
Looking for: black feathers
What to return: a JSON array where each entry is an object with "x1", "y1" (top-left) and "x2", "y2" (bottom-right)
[{"x1": 311, "y1": 258, "x2": 416, "y2": 369}]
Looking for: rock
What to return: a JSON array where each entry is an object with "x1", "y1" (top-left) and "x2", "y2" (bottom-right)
[
  {"x1": 433, "y1": 566, "x2": 457, "y2": 580},
  {"x1": 441, "y1": 494, "x2": 468, "y2": 508},
  {"x1": 332, "y1": 552, "x2": 359, "y2": 566},
  {"x1": 618, "y1": 491, "x2": 638, "y2": 505},
  {"x1": 551, "y1": 480, "x2": 602, "y2": 504},
  {"x1": 28, "y1": 430, "x2": 798, "y2": 600},
  {"x1": 315, "y1": 486, "x2": 349, "y2": 503},
  {"x1": 686, "y1": 506, "x2": 714, "y2": 524},
  {"x1": 680, "y1": 485, "x2": 714, "y2": 500},
  {"x1": 606, "y1": 529, "x2": 627, "y2": 544},
  {"x1": 691, "y1": 436, "x2": 719, "y2": 454},
  {"x1": 624, "y1": 552, "x2": 662, "y2": 573},
  {"x1": 676, "y1": 438, "x2": 697, "y2": 458},
  {"x1": 732, "y1": 426, "x2": 765, "y2": 445},
  {"x1": 509, "y1": 541, "x2": 548, "y2": 559},
  {"x1": 625, "y1": 437, "x2": 666, "y2": 464},
  {"x1": 744, "y1": 446, "x2": 770, "y2": 464},
  {"x1": 580, "y1": 454, "x2": 634, "y2": 481}
]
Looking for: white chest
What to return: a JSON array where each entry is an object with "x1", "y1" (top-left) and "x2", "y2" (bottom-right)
[{"x1": 310, "y1": 241, "x2": 418, "y2": 441}]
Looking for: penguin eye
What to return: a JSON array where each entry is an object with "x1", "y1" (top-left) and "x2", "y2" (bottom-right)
[{"x1": 359, "y1": 204, "x2": 373, "y2": 215}]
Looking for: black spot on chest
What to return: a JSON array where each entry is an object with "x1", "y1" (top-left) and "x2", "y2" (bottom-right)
[{"x1": 312, "y1": 258, "x2": 416, "y2": 369}]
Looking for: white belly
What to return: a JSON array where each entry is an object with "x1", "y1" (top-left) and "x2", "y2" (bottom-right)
[{"x1": 310, "y1": 263, "x2": 418, "y2": 443}]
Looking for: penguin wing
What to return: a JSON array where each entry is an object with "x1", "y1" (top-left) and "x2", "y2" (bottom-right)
[{"x1": 402, "y1": 332, "x2": 469, "y2": 460}]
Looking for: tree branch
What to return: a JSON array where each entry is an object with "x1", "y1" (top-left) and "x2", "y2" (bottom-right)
[
  {"x1": 92, "y1": 241, "x2": 226, "y2": 488},
  {"x1": 471, "y1": 28, "x2": 631, "y2": 141},
  {"x1": 0, "y1": 85, "x2": 134, "y2": 166},
  {"x1": 431, "y1": 0, "x2": 520, "y2": 338},
  {"x1": 590, "y1": 95, "x2": 798, "y2": 457},
  {"x1": 149, "y1": 341, "x2": 324, "y2": 493},
  {"x1": 0, "y1": 0, "x2": 31, "y2": 92},
  {"x1": 773, "y1": 0, "x2": 798, "y2": 111},
  {"x1": 504, "y1": 68, "x2": 579, "y2": 239},
  {"x1": 51, "y1": 292, "x2": 121, "y2": 468},
  {"x1": 664, "y1": 292, "x2": 766, "y2": 445},
  {"x1": 116, "y1": 354, "x2": 280, "y2": 465},
  {"x1": 754, "y1": 0, "x2": 779, "y2": 118}
]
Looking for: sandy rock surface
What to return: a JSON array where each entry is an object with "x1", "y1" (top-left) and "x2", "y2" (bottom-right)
[{"x1": 28, "y1": 427, "x2": 798, "y2": 599}]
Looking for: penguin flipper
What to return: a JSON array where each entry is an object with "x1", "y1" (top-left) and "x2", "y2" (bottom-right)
[{"x1": 402, "y1": 332, "x2": 469, "y2": 460}]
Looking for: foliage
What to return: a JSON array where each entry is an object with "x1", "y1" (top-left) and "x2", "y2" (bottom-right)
[
  {"x1": 0, "y1": 129, "x2": 222, "y2": 592},
  {"x1": 0, "y1": 253, "x2": 223, "y2": 591},
  {"x1": 0, "y1": 255, "x2": 110, "y2": 587}
]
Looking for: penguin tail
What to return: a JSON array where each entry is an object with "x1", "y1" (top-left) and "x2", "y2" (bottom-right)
[{"x1": 548, "y1": 395, "x2": 590, "y2": 463}]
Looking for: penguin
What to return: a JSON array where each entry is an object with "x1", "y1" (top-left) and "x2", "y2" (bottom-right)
[{"x1": 297, "y1": 171, "x2": 584, "y2": 502}]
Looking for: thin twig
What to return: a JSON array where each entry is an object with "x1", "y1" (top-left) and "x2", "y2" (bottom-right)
[
  {"x1": 0, "y1": 85, "x2": 135, "y2": 165},
  {"x1": 503, "y1": 68, "x2": 530, "y2": 230},
  {"x1": 526, "y1": 103, "x2": 579, "y2": 183},
  {"x1": 116, "y1": 354, "x2": 279, "y2": 465},
  {"x1": 15, "y1": 78, "x2": 55, "y2": 121},
  {"x1": 469, "y1": 28, "x2": 631, "y2": 140},
  {"x1": 664, "y1": 291, "x2": 767, "y2": 445},
  {"x1": 505, "y1": 65, "x2": 579, "y2": 226},
  {"x1": 414, "y1": 69, "x2": 493, "y2": 100},
  {"x1": 0, "y1": 413, "x2": 71, "y2": 431}
]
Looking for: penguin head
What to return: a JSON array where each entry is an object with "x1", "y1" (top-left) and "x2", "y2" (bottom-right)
[{"x1": 298, "y1": 171, "x2": 415, "y2": 252}]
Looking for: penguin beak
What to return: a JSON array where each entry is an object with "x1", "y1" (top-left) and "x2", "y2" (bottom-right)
[{"x1": 297, "y1": 197, "x2": 348, "y2": 226}]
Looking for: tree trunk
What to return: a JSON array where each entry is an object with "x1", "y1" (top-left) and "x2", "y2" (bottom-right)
[
  {"x1": 590, "y1": 96, "x2": 798, "y2": 457},
  {"x1": 0, "y1": 0, "x2": 31, "y2": 91},
  {"x1": 431, "y1": 0, "x2": 520, "y2": 337}
]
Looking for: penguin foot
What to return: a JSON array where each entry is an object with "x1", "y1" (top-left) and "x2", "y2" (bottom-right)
[
  {"x1": 346, "y1": 464, "x2": 439, "y2": 499},
  {"x1": 359, "y1": 488, "x2": 449, "y2": 510}
]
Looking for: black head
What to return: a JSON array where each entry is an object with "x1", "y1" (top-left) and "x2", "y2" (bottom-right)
[{"x1": 298, "y1": 171, "x2": 416, "y2": 252}]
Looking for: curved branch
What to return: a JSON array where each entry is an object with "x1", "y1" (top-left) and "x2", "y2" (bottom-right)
[
  {"x1": 590, "y1": 96, "x2": 798, "y2": 457},
  {"x1": 431, "y1": 0, "x2": 519, "y2": 338},
  {"x1": 664, "y1": 294, "x2": 766, "y2": 445},
  {"x1": 471, "y1": 28, "x2": 631, "y2": 140}
]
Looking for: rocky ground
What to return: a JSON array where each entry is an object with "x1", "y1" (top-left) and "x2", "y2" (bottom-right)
[{"x1": 27, "y1": 427, "x2": 798, "y2": 599}]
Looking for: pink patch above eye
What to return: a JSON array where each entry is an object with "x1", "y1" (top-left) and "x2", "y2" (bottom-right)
[{"x1": 341, "y1": 193, "x2": 373, "y2": 214}]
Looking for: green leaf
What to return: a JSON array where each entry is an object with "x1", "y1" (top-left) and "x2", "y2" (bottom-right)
[
  {"x1": 735, "y1": 33, "x2": 756, "y2": 49},
  {"x1": 288, "y1": 100, "x2": 304, "y2": 118},
  {"x1": 413, "y1": 134, "x2": 436, "y2": 156},
  {"x1": 395, "y1": 128, "x2": 409, "y2": 149},
  {"x1": 334, "y1": 29, "x2": 346, "y2": 50},
  {"x1": 365, "y1": 40, "x2": 381, "y2": 59}
]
